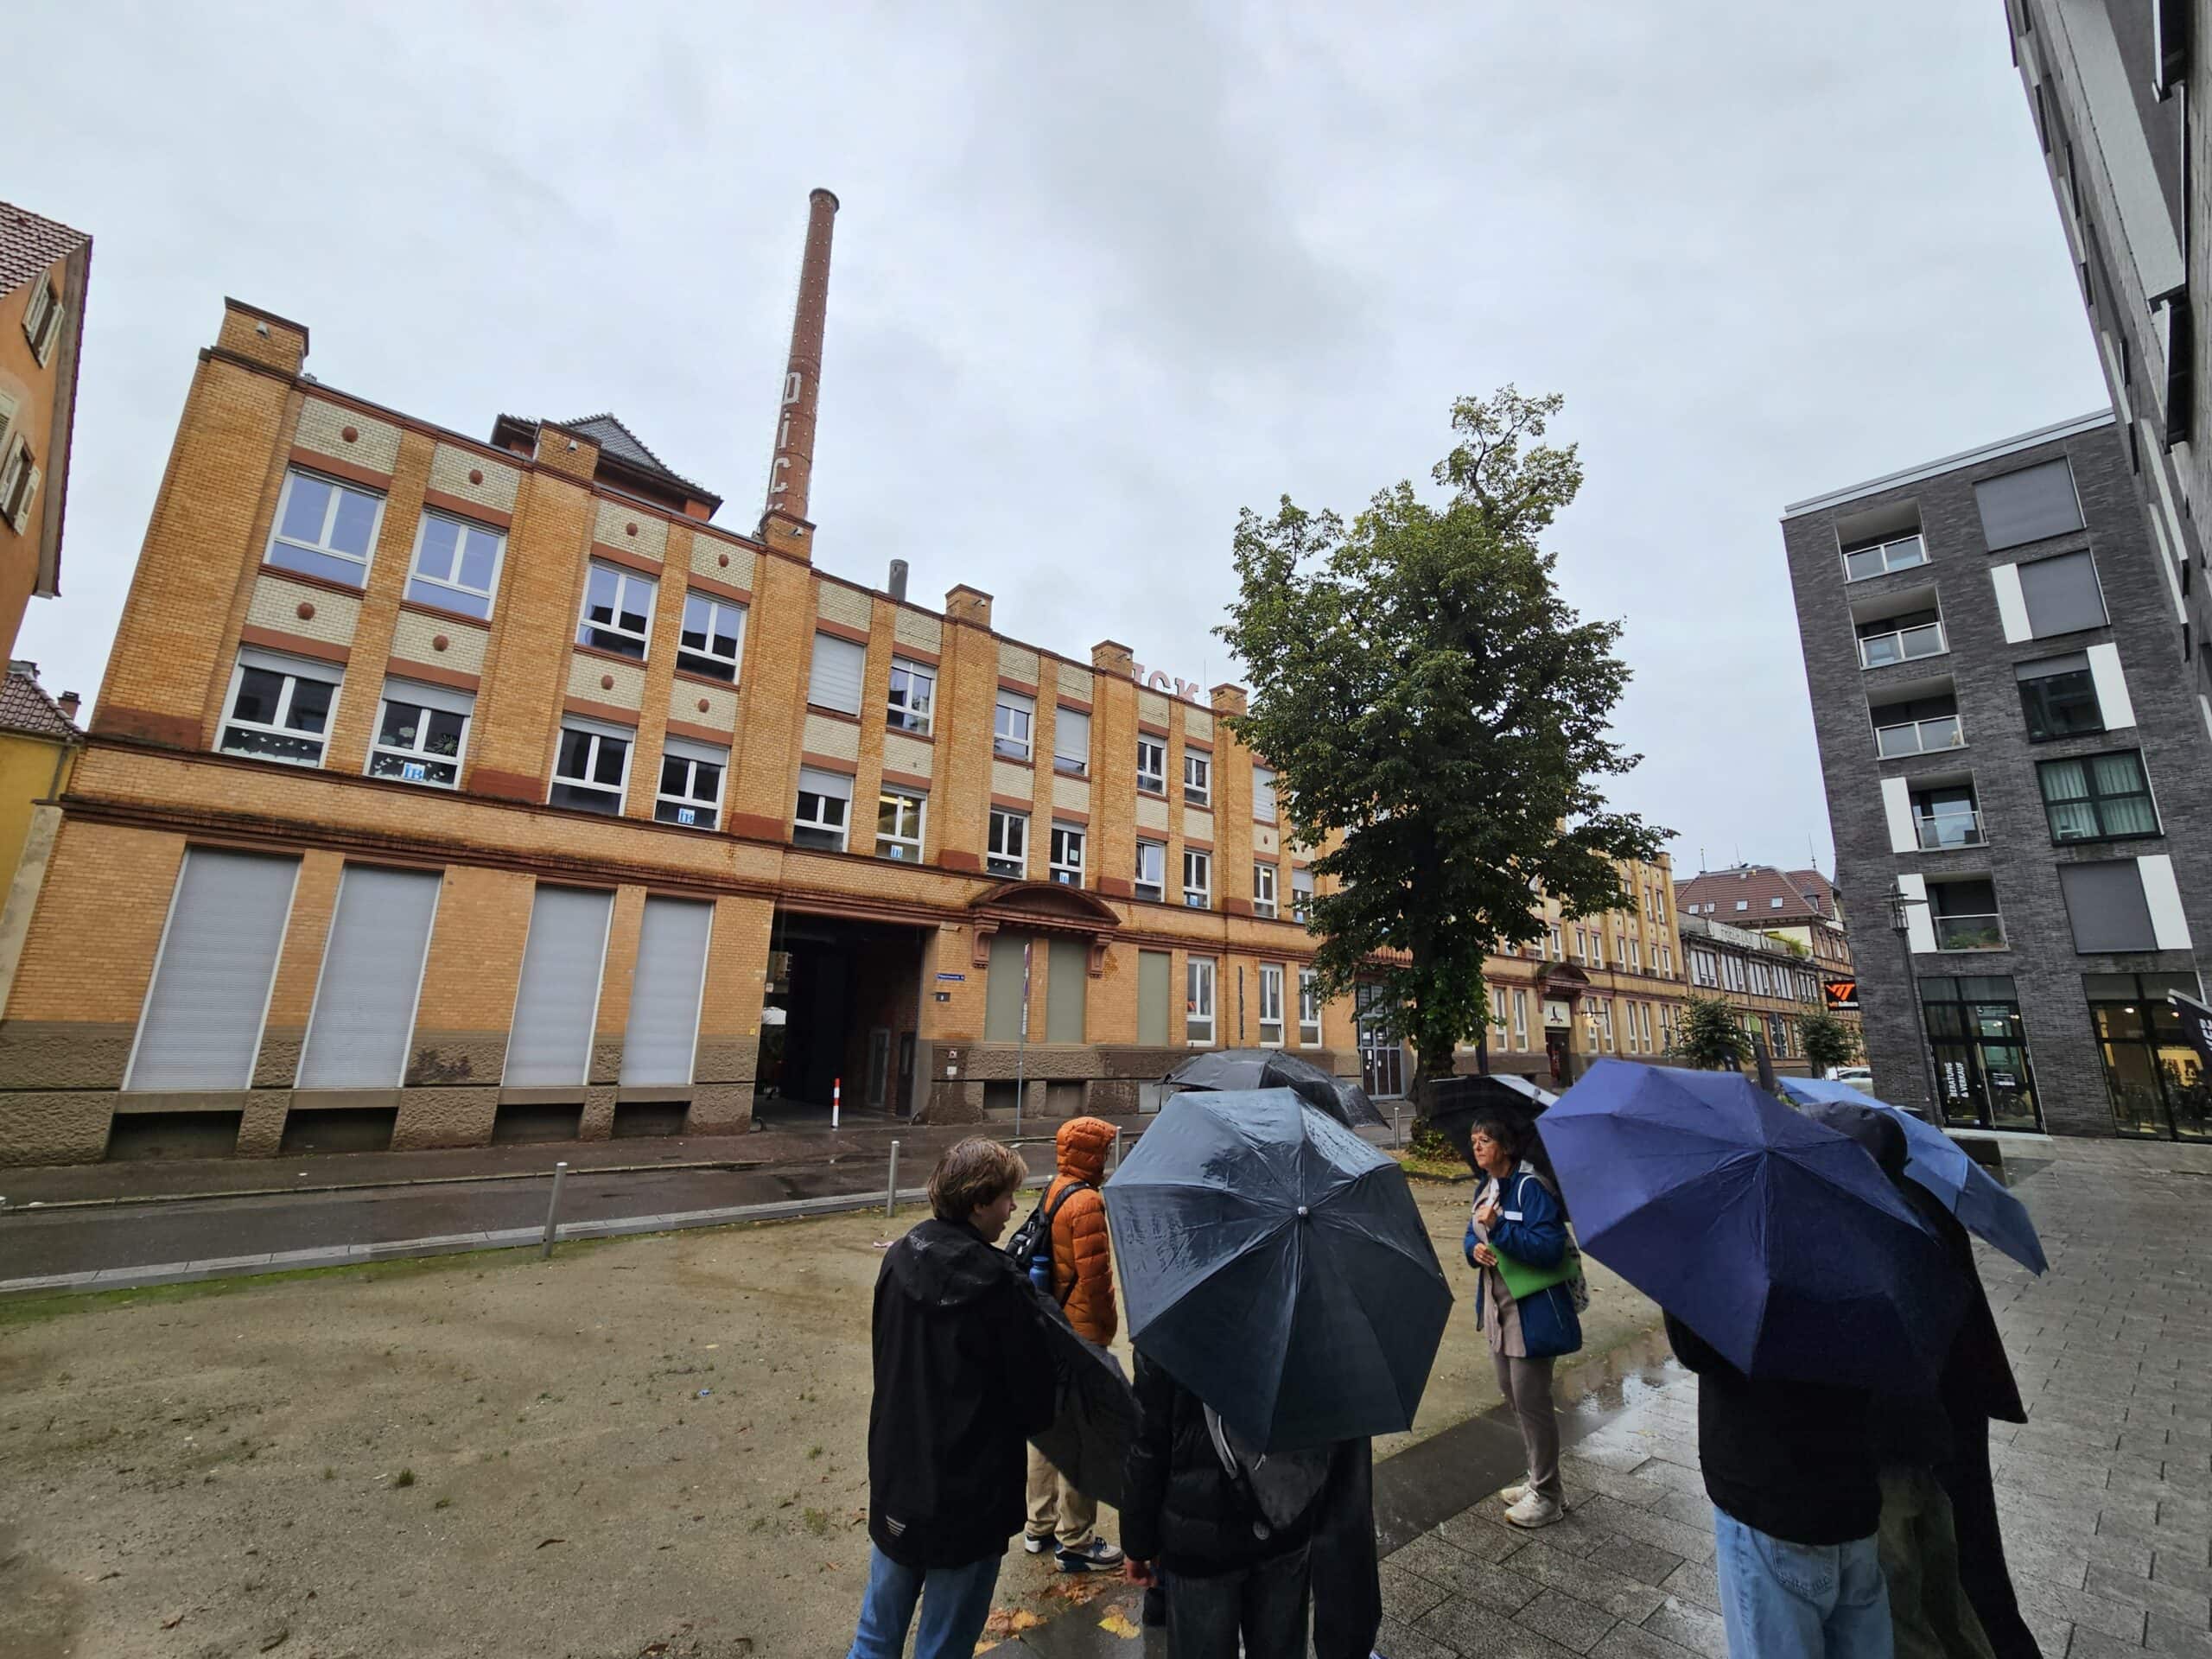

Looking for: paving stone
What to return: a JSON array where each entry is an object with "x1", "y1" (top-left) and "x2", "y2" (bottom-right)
[
  {"x1": 1574, "y1": 1497, "x2": 1716, "y2": 1565},
  {"x1": 1431, "y1": 1507, "x2": 1534, "y2": 1564},
  {"x1": 1657, "y1": 1559, "x2": 1720, "y2": 1616},
  {"x1": 2088, "y1": 1562, "x2": 2212, "y2": 1625},
  {"x1": 1382, "y1": 1559, "x2": 1451, "y2": 1624},
  {"x1": 1392, "y1": 1532, "x2": 1541, "y2": 1615},
  {"x1": 2145, "y1": 1612, "x2": 2212, "y2": 1656},
  {"x1": 1639, "y1": 1594, "x2": 1729, "y2": 1659},
  {"x1": 1375, "y1": 1613, "x2": 1461, "y2": 1659},
  {"x1": 1588, "y1": 1624, "x2": 1700, "y2": 1659},
  {"x1": 2155, "y1": 1553, "x2": 2212, "y2": 1597},
  {"x1": 2016, "y1": 1580, "x2": 2147, "y2": 1645},
  {"x1": 1514, "y1": 1587, "x2": 1619, "y2": 1656},
  {"x1": 1505, "y1": 1539, "x2": 1667, "y2": 1622},
  {"x1": 1415, "y1": 1593, "x2": 1582, "y2": 1659}
]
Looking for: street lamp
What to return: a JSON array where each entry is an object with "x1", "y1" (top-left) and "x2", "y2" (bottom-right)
[{"x1": 1885, "y1": 884, "x2": 1942, "y2": 1123}]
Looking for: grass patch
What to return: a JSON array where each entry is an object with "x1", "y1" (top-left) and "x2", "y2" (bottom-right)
[
  {"x1": 1390, "y1": 1148, "x2": 1475, "y2": 1183},
  {"x1": 395, "y1": 1469, "x2": 416, "y2": 1489}
]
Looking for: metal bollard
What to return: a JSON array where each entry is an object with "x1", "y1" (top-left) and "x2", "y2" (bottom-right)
[
  {"x1": 886, "y1": 1139, "x2": 901, "y2": 1217},
  {"x1": 1112, "y1": 1125, "x2": 1124, "y2": 1173},
  {"x1": 1393, "y1": 1105, "x2": 1403, "y2": 1148},
  {"x1": 539, "y1": 1160, "x2": 569, "y2": 1260}
]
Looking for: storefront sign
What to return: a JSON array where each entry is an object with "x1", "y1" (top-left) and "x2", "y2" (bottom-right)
[
  {"x1": 935, "y1": 972, "x2": 965, "y2": 982},
  {"x1": 1822, "y1": 977, "x2": 1860, "y2": 1013},
  {"x1": 2171, "y1": 989, "x2": 2212, "y2": 1069}
]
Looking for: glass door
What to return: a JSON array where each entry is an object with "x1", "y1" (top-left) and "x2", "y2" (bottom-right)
[
  {"x1": 1355, "y1": 983, "x2": 1406, "y2": 1099},
  {"x1": 2086, "y1": 974, "x2": 2209, "y2": 1141},
  {"x1": 1920, "y1": 976, "x2": 2043, "y2": 1132}
]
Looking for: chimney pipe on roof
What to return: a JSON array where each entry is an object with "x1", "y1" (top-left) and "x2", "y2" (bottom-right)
[
  {"x1": 888, "y1": 559, "x2": 909, "y2": 602},
  {"x1": 57, "y1": 692, "x2": 80, "y2": 723},
  {"x1": 760, "y1": 188, "x2": 839, "y2": 543}
]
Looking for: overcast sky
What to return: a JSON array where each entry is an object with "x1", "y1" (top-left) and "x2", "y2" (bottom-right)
[{"x1": 17, "y1": 1, "x2": 2107, "y2": 880}]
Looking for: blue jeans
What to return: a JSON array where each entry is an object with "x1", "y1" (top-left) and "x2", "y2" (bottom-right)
[
  {"x1": 1713, "y1": 1508, "x2": 1892, "y2": 1659},
  {"x1": 846, "y1": 1545, "x2": 1001, "y2": 1659}
]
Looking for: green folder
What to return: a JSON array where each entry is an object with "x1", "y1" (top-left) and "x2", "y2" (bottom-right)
[{"x1": 1495, "y1": 1241, "x2": 1581, "y2": 1301}]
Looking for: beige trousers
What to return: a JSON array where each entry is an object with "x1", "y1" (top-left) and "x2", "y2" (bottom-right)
[{"x1": 1024, "y1": 1444, "x2": 1099, "y2": 1548}]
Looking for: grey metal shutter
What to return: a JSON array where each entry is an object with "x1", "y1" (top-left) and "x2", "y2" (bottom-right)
[
  {"x1": 807, "y1": 633, "x2": 866, "y2": 715},
  {"x1": 297, "y1": 865, "x2": 441, "y2": 1089},
  {"x1": 986, "y1": 931, "x2": 1030, "y2": 1041},
  {"x1": 2019, "y1": 551, "x2": 2107, "y2": 638},
  {"x1": 505, "y1": 887, "x2": 613, "y2": 1085},
  {"x1": 1046, "y1": 937, "x2": 1087, "y2": 1044},
  {"x1": 2058, "y1": 861, "x2": 2158, "y2": 952},
  {"x1": 1974, "y1": 459, "x2": 2083, "y2": 550},
  {"x1": 620, "y1": 897, "x2": 714, "y2": 1086},
  {"x1": 1137, "y1": 950, "x2": 1171, "y2": 1047},
  {"x1": 129, "y1": 849, "x2": 300, "y2": 1090},
  {"x1": 1253, "y1": 766, "x2": 1278, "y2": 820}
]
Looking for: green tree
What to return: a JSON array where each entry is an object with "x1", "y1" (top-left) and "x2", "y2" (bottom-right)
[
  {"x1": 1217, "y1": 387, "x2": 1667, "y2": 1107},
  {"x1": 1798, "y1": 1010, "x2": 1863, "y2": 1076},
  {"x1": 1671, "y1": 995, "x2": 1754, "y2": 1071}
]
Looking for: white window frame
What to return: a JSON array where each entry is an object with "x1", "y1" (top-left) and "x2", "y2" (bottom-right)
[
  {"x1": 1052, "y1": 706, "x2": 1090, "y2": 776},
  {"x1": 1135, "y1": 838, "x2": 1166, "y2": 901},
  {"x1": 550, "y1": 716, "x2": 633, "y2": 815},
  {"x1": 267, "y1": 467, "x2": 385, "y2": 588},
  {"x1": 1186, "y1": 957, "x2": 1217, "y2": 1046},
  {"x1": 1050, "y1": 821, "x2": 1085, "y2": 886},
  {"x1": 887, "y1": 657, "x2": 935, "y2": 734},
  {"x1": 677, "y1": 592, "x2": 747, "y2": 683},
  {"x1": 1291, "y1": 866, "x2": 1314, "y2": 923},
  {"x1": 1136, "y1": 736, "x2": 1166, "y2": 793},
  {"x1": 988, "y1": 807, "x2": 1028, "y2": 877},
  {"x1": 1253, "y1": 766, "x2": 1278, "y2": 823},
  {"x1": 1184, "y1": 751, "x2": 1211, "y2": 806},
  {"x1": 219, "y1": 648, "x2": 345, "y2": 769},
  {"x1": 1258, "y1": 963, "x2": 1286, "y2": 1047},
  {"x1": 994, "y1": 691, "x2": 1034, "y2": 761},
  {"x1": 366, "y1": 677, "x2": 473, "y2": 788},
  {"x1": 404, "y1": 509, "x2": 505, "y2": 620},
  {"x1": 1253, "y1": 861, "x2": 1278, "y2": 918},
  {"x1": 24, "y1": 273, "x2": 62, "y2": 364},
  {"x1": 1488, "y1": 987, "x2": 1508, "y2": 1050},
  {"x1": 1299, "y1": 969, "x2": 1322, "y2": 1046},
  {"x1": 1512, "y1": 989, "x2": 1529, "y2": 1048},
  {"x1": 1183, "y1": 848, "x2": 1211, "y2": 909},
  {"x1": 0, "y1": 431, "x2": 38, "y2": 533},
  {"x1": 576, "y1": 561, "x2": 658, "y2": 658},
  {"x1": 876, "y1": 788, "x2": 926, "y2": 861},
  {"x1": 794, "y1": 766, "x2": 853, "y2": 850},
  {"x1": 655, "y1": 736, "x2": 728, "y2": 830}
]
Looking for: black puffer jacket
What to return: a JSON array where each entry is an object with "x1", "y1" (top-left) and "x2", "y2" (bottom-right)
[
  {"x1": 1121, "y1": 1352, "x2": 1317, "y2": 1575},
  {"x1": 865, "y1": 1217, "x2": 1056, "y2": 1568}
]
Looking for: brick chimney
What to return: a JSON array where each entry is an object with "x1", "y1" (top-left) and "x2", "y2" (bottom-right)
[
  {"x1": 57, "y1": 691, "x2": 80, "y2": 723},
  {"x1": 760, "y1": 188, "x2": 840, "y2": 559},
  {"x1": 1091, "y1": 640, "x2": 1135, "y2": 677},
  {"x1": 1210, "y1": 683, "x2": 1249, "y2": 716},
  {"x1": 946, "y1": 585, "x2": 993, "y2": 630}
]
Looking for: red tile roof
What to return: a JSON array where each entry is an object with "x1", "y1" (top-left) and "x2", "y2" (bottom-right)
[
  {"x1": 1673, "y1": 864, "x2": 1839, "y2": 925},
  {"x1": 0, "y1": 666, "x2": 79, "y2": 740},
  {"x1": 0, "y1": 201, "x2": 91, "y2": 302}
]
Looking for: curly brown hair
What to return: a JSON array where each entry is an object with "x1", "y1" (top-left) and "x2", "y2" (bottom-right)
[{"x1": 928, "y1": 1136, "x2": 1028, "y2": 1223}]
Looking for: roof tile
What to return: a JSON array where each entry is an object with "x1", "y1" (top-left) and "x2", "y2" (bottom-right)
[{"x1": 0, "y1": 200, "x2": 90, "y2": 303}]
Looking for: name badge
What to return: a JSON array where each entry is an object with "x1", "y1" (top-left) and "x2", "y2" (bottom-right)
[{"x1": 1502, "y1": 1210, "x2": 1524, "y2": 1222}]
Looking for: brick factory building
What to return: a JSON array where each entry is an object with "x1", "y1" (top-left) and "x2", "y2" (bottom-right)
[{"x1": 0, "y1": 193, "x2": 1686, "y2": 1165}]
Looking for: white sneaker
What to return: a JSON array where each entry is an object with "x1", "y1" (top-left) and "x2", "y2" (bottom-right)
[
  {"x1": 1503, "y1": 1491, "x2": 1564, "y2": 1529},
  {"x1": 1500, "y1": 1476, "x2": 1533, "y2": 1506},
  {"x1": 1023, "y1": 1533, "x2": 1052, "y2": 1554}
]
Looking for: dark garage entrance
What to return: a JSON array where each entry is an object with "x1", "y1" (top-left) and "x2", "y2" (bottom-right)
[{"x1": 755, "y1": 912, "x2": 930, "y2": 1124}]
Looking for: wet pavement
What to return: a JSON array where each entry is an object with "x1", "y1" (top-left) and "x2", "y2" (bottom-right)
[{"x1": 986, "y1": 1136, "x2": 2212, "y2": 1657}]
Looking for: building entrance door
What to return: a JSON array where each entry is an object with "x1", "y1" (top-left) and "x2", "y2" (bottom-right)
[
  {"x1": 1919, "y1": 975, "x2": 2041, "y2": 1132},
  {"x1": 2086, "y1": 973, "x2": 2209, "y2": 1141},
  {"x1": 1355, "y1": 983, "x2": 1405, "y2": 1099}
]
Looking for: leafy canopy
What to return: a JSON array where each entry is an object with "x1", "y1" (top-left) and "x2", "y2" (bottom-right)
[
  {"x1": 1217, "y1": 388, "x2": 1666, "y2": 1090},
  {"x1": 1671, "y1": 995, "x2": 1754, "y2": 1072},
  {"x1": 1798, "y1": 1010, "x2": 1864, "y2": 1074}
]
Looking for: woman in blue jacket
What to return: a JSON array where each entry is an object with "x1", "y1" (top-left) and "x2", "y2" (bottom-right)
[{"x1": 1464, "y1": 1109, "x2": 1582, "y2": 1529}]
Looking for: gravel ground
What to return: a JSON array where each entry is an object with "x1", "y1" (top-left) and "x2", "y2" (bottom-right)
[{"x1": 0, "y1": 1178, "x2": 1655, "y2": 1659}]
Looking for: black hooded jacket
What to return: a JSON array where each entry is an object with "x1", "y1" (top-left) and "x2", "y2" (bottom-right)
[
  {"x1": 864, "y1": 1216, "x2": 1057, "y2": 1568},
  {"x1": 1122, "y1": 1351, "x2": 1319, "y2": 1575}
]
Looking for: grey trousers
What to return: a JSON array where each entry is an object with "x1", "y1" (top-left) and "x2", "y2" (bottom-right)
[{"x1": 1493, "y1": 1350, "x2": 1562, "y2": 1502}]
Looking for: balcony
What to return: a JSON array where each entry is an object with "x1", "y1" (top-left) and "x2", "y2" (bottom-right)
[
  {"x1": 1842, "y1": 532, "x2": 1928, "y2": 582},
  {"x1": 1877, "y1": 715, "x2": 1963, "y2": 758},
  {"x1": 1933, "y1": 913, "x2": 2006, "y2": 951},
  {"x1": 1916, "y1": 809, "x2": 1986, "y2": 850},
  {"x1": 1858, "y1": 619, "x2": 1947, "y2": 669}
]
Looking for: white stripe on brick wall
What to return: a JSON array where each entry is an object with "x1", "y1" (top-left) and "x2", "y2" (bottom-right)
[
  {"x1": 1881, "y1": 777, "x2": 1916, "y2": 855},
  {"x1": 2139, "y1": 855, "x2": 2192, "y2": 950},
  {"x1": 1897, "y1": 873, "x2": 1936, "y2": 955},
  {"x1": 2086, "y1": 643, "x2": 2136, "y2": 730},
  {"x1": 1990, "y1": 563, "x2": 2030, "y2": 644}
]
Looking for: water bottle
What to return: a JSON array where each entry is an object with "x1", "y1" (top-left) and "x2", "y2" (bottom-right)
[{"x1": 1028, "y1": 1249, "x2": 1052, "y2": 1296}]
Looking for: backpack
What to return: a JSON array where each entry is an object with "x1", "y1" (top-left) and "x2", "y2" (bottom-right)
[
  {"x1": 1005, "y1": 1179, "x2": 1090, "y2": 1304},
  {"x1": 1203, "y1": 1405, "x2": 1332, "y2": 1540}
]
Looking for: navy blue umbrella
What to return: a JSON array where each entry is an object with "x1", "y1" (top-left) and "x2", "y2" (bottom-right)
[
  {"x1": 1105, "y1": 1089, "x2": 1452, "y2": 1452},
  {"x1": 1538, "y1": 1060, "x2": 1964, "y2": 1392}
]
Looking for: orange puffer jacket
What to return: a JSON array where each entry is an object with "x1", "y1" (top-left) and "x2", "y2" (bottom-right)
[{"x1": 1046, "y1": 1116, "x2": 1118, "y2": 1345}]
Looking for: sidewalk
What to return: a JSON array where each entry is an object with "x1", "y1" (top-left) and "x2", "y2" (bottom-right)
[{"x1": 995, "y1": 1135, "x2": 2212, "y2": 1656}]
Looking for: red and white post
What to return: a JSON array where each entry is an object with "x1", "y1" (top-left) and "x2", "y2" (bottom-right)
[{"x1": 832, "y1": 1076, "x2": 842, "y2": 1131}]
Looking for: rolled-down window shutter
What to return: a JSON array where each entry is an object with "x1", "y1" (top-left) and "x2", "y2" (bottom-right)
[
  {"x1": 797, "y1": 766, "x2": 854, "y2": 804},
  {"x1": 808, "y1": 634, "x2": 867, "y2": 715},
  {"x1": 505, "y1": 887, "x2": 613, "y2": 1085},
  {"x1": 1046, "y1": 937, "x2": 1088, "y2": 1044},
  {"x1": 620, "y1": 897, "x2": 714, "y2": 1087},
  {"x1": 130, "y1": 849, "x2": 301, "y2": 1090},
  {"x1": 1054, "y1": 707, "x2": 1090, "y2": 766},
  {"x1": 297, "y1": 866, "x2": 442, "y2": 1089}
]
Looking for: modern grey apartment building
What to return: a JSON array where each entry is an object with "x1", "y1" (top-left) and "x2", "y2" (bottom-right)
[{"x1": 1783, "y1": 415, "x2": 2210, "y2": 1141}]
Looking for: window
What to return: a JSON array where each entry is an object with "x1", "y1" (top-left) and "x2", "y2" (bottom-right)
[
  {"x1": 0, "y1": 434, "x2": 40, "y2": 532},
  {"x1": 1259, "y1": 964, "x2": 1286, "y2": 1046},
  {"x1": 808, "y1": 633, "x2": 867, "y2": 714},
  {"x1": 1053, "y1": 707, "x2": 1090, "y2": 775},
  {"x1": 1136, "y1": 737, "x2": 1166, "y2": 792},
  {"x1": 23, "y1": 273, "x2": 62, "y2": 363},
  {"x1": 2016, "y1": 652, "x2": 2104, "y2": 740},
  {"x1": 2058, "y1": 861, "x2": 2162, "y2": 953},
  {"x1": 220, "y1": 648, "x2": 342, "y2": 766},
  {"x1": 268, "y1": 468, "x2": 383, "y2": 588},
  {"x1": 794, "y1": 766, "x2": 853, "y2": 849},
  {"x1": 1049, "y1": 821, "x2": 1084, "y2": 886},
  {"x1": 1690, "y1": 949, "x2": 1719, "y2": 988},
  {"x1": 1929, "y1": 878, "x2": 2006, "y2": 951},
  {"x1": 505, "y1": 887, "x2": 613, "y2": 1086},
  {"x1": 1770, "y1": 897, "x2": 1784, "y2": 910},
  {"x1": 2084, "y1": 971, "x2": 2204, "y2": 1138},
  {"x1": 1512, "y1": 988, "x2": 1529, "y2": 1048},
  {"x1": 1488, "y1": 987, "x2": 1509, "y2": 1050},
  {"x1": 1591, "y1": 998, "x2": 1615, "y2": 1052},
  {"x1": 2040, "y1": 752, "x2": 2158, "y2": 842},
  {"x1": 1291, "y1": 867, "x2": 1315, "y2": 923},
  {"x1": 1854, "y1": 607, "x2": 1947, "y2": 668},
  {"x1": 1733, "y1": 901, "x2": 1747, "y2": 912},
  {"x1": 550, "y1": 718, "x2": 632, "y2": 815},
  {"x1": 678, "y1": 594, "x2": 746, "y2": 682},
  {"x1": 2018, "y1": 551, "x2": 2107, "y2": 638},
  {"x1": 995, "y1": 690, "x2": 1034, "y2": 761},
  {"x1": 1186, "y1": 957, "x2": 1217, "y2": 1046},
  {"x1": 988, "y1": 807, "x2": 1028, "y2": 877},
  {"x1": 1300, "y1": 969, "x2": 1322, "y2": 1045},
  {"x1": 885, "y1": 658, "x2": 934, "y2": 732},
  {"x1": 1184, "y1": 752, "x2": 1211, "y2": 806},
  {"x1": 577, "y1": 562, "x2": 658, "y2": 658},
  {"x1": 1974, "y1": 458, "x2": 2083, "y2": 550},
  {"x1": 1840, "y1": 531, "x2": 1929, "y2": 582},
  {"x1": 1628, "y1": 937, "x2": 1643, "y2": 970},
  {"x1": 367, "y1": 677, "x2": 471, "y2": 787},
  {"x1": 1135, "y1": 840, "x2": 1166, "y2": 901},
  {"x1": 1139, "y1": 950, "x2": 1173, "y2": 1046},
  {"x1": 620, "y1": 897, "x2": 713, "y2": 1088},
  {"x1": 298, "y1": 865, "x2": 441, "y2": 1090},
  {"x1": 1253, "y1": 766, "x2": 1278, "y2": 822},
  {"x1": 655, "y1": 737, "x2": 728, "y2": 830},
  {"x1": 1872, "y1": 693, "x2": 1964, "y2": 758},
  {"x1": 1548, "y1": 923, "x2": 1562, "y2": 958},
  {"x1": 1591, "y1": 931, "x2": 1605, "y2": 969},
  {"x1": 1183, "y1": 849, "x2": 1211, "y2": 908},
  {"x1": 1253, "y1": 862, "x2": 1278, "y2": 918},
  {"x1": 876, "y1": 789, "x2": 926, "y2": 861},
  {"x1": 405, "y1": 511, "x2": 503, "y2": 619},
  {"x1": 128, "y1": 849, "x2": 301, "y2": 1090}
]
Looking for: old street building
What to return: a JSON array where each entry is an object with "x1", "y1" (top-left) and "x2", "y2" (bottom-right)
[
  {"x1": 0, "y1": 194, "x2": 1688, "y2": 1164},
  {"x1": 1674, "y1": 861, "x2": 1863, "y2": 1062},
  {"x1": 1676, "y1": 915, "x2": 1834, "y2": 1077},
  {"x1": 0, "y1": 200, "x2": 91, "y2": 664}
]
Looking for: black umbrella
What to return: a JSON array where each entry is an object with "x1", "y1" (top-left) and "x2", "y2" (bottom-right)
[
  {"x1": 1423, "y1": 1072, "x2": 1556, "y2": 1166},
  {"x1": 1163, "y1": 1048, "x2": 1388, "y2": 1128},
  {"x1": 1022, "y1": 1281, "x2": 1140, "y2": 1509},
  {"x1": 1105, "y1": 1088, "x2": 1452, "y2": 1451}
]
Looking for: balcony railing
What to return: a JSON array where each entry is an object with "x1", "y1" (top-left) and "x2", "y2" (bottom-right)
[
  {"x1": 1933, "y1": 913, "x2": 2007, "y2": 951},
  {"x1": 1843, "y1": 533, "x2": 1928, "y2": 582},
  {"x1": 1876, "y1": 715, "x2": 1963, "y2": 758},
  {"x1": 1916, "y1": 810, "x2": 1986, "y2": 849},
  {"x1": 1858, "y1": 620, "x2": 1948, "y2": 669}
]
